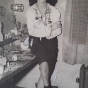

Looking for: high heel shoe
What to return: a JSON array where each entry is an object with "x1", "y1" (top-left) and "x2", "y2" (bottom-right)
[
  {"x1": 44, "y1": 86, "x2": 51, "y2": 88},
  {"x1": 44, "y1": 85, "x2": 58, "y2": 88},
  {"x1": 35, "y1": 83, "x2": 37, "y2": 88}
]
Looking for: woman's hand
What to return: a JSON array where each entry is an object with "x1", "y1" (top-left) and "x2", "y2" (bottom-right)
[
  {"x1": 51, "y1": 21, "x2": 62, "y2": 31},
  {"x1": 46, "y1": 21, "x2": 62, "y2": 39}
]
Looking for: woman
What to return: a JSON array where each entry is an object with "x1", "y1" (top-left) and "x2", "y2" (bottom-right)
[{"x1": 25, "y1": 0, "x2": 62, "y2": 88}]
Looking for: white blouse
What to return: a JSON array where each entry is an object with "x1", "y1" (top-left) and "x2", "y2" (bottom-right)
[{"x1": 25, "y1": 3, "x2": 62, "y2": 39}]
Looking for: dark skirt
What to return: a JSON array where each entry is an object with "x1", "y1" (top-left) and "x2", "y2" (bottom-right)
[{"x1": 29, "y1": 36, "x2": 58, "y2": 76}]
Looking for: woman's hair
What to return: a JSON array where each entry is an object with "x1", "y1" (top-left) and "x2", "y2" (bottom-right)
[
  {"x1": 29, "y1": 0, "x2": 37, "y2": 6},
  {"x1": 47, "y1": 0, "x2": 57, "y2": 6},
  {"x1": 29, "y1": 0, "x2": 57, "y2": 6}
]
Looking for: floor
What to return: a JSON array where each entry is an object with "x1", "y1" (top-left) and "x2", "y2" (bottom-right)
[
  {"x1": 16, "y1": 62, "x2": 82, "y2": 88},
  {"x1": 51, "y1": 62, "x2": 82, "y2": 88}
]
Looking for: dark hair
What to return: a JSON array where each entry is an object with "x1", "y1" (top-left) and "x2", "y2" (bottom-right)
[
  {"x1": 29, "y1": 0, "x2": 37, "y2": 6},
  {"x1": 29, "y1": 0, "x2": 57, "y2": 6},
  {"x1": 47, "y1": 0, "x2": 57, "y2": 6}
]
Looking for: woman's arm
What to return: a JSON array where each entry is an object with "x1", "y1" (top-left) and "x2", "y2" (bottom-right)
[
  {"x1": 25, "y1": 10, "x2": 51, "y2": 37},
  {"x1": 51, "y1": 20, "x2": 62, "y2": 31},
  {"x1": 51, "y1": 9, "x2": 62, "y2": 31}
]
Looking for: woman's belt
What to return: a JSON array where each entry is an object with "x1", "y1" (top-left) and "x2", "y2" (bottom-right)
[{"x1": 29, "y1": 35, "x2": 46, "y2": 41}]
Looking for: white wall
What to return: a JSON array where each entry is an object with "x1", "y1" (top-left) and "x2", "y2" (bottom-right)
[
  {"x1": 0, "y1": 0, "x2": 14, "y2": 34},
  {"x1": 14, "y1": 0, "x2": 30, "y2": 27},
  {"x1": 56, "y1": 0, "x2": 67, "y2": 63}
]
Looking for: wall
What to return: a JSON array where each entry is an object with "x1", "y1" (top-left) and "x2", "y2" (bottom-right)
[
  {"x1": 56, "y1": 0, "x2": 67, "y2": 63},
  {"x1": 0, "y1": 0, "x2": 14, "y2": 34},
  {"x1": 14, "y1": 0, "x2": 29, "y2": 28}
]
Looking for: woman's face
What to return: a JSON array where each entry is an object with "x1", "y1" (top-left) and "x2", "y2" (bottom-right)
[{"x1": 37, "y1": 0, "x2": 46, "y2": 3}]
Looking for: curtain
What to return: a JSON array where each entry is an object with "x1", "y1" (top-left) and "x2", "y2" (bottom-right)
[{"x1": 63, "y1": 0, "x2": 88, "y2": 65}]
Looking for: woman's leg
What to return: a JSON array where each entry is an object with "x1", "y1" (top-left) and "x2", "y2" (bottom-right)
[
  {"x1": 37, "y1": 62, "x2": 49, "y2": 88},
  {"x1": 37, "y1": 74, "x2": 44, "y2": 88}
]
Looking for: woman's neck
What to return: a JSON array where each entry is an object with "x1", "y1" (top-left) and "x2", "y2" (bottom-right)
[{"x1": 37, "y1": 1, "x2": 47, "y2": 9}]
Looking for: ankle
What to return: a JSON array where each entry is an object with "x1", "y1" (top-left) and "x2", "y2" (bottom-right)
[
  {"x1": 44, "y1": 85, "x2": 50, "y2": 88},
  {"x1": 35, "y1": 83, "x2": 37, "y2": 88}
]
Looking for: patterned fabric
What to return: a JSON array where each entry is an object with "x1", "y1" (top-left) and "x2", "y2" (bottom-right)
[{"x1": 25, "y1": 3, "x2": 61, "y2": 39}]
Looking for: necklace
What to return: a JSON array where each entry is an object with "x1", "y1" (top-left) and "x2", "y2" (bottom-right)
[{"x1": 34, "y1": 3, "x2": 52, "y2": 25}]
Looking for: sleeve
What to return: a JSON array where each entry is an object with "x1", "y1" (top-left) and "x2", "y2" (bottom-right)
[
  {"x1": 53, "y1": 8, "x2": 61, "y2": 23},
  {"x1": 25, "y1": 9, "x2": 51, "y2": 37},
  {"x1": 51, "y1": 8, "x2": 62, "y2": 36}
]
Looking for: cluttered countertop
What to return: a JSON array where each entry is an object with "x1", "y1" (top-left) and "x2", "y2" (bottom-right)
[
  {"x1": 0, "y1": 58, "x2": 37, "y2": 85},
  {"x1": 0, "y1": 59, "x2": 37, "y2": 84},
  {"x1": 0, "y1": 40, "x2": 37, "y2": 85},
  {"x1": 0, "y1": 24, "x2": 37, "y2": 85}
]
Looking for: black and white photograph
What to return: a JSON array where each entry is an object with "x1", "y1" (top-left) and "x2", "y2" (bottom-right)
[{"x1": 0, "y1": 0, "x2": 88, "y2": 88}]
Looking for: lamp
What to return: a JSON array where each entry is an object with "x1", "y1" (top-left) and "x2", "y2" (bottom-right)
[{"x1": 10, "y1": 4, "x2": 24, "y2": 12}]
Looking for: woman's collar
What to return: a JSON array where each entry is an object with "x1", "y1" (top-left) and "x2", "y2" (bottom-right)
[
  {"x1": 33, "y1": 3, "x2": 50, "y2": 10},
  {"x1": 33, "y1": 3, "x2": 50, "y2": 14}
]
